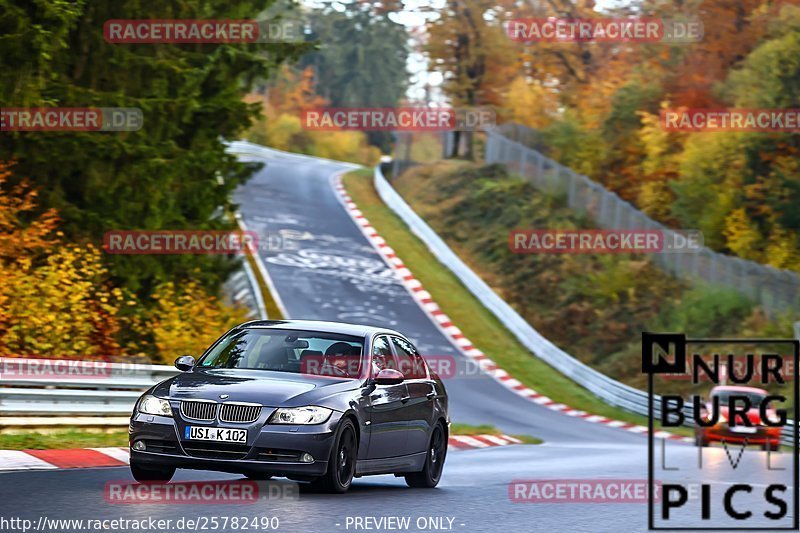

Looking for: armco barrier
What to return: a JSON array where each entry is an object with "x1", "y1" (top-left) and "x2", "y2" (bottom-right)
[
  {"x1": 373, "y1": 165, "x2": 796, "y2": 446},
  {"x1": 0, "y1": 359, "x2": 179, "y2": 426}
]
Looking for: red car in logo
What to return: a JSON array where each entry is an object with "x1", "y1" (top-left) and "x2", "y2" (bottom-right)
[{"x1": 694, "y1": 385, "x2": 782, "y2": 451}]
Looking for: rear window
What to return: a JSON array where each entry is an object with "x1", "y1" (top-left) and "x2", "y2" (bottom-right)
[
  {"x1": 711, "y1": 390, "x2": 766, "y2": 407},
  {"x1": 198, "y1": 328, "x2": 364, "y2": 378}
]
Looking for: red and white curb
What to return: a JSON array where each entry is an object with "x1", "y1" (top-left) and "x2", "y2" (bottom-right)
[
  {"x1": 332, "y1": 175, "x2": 693, "y2": 444},
  {"x1": 0, "y1": 437, "x2": 517, "y2": 472},
  {"x1": 449, "y1": 434, "x2": 522, "y2": 450},
  {"x1": 0, "y1": 447, "x2": 130, "y2": 471}
]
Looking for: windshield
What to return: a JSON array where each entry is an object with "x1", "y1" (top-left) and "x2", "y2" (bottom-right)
[
  {"x1": 198, "y1": 328, "x2": 364, "y2": 378},
  {"x1": 711, "y1": 391, "x2": 766, "y2": 408}
]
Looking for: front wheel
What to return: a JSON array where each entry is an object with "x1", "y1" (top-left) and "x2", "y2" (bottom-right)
[
  {"x1": 130, "y1": 461, "x2": 175, "y2": 483},
  {"x1": 310, "y1": 419, "x2": 357, "y2": 494},
  {"x1": 405, "y1": 422, "x2": 447, "y2": 488}
]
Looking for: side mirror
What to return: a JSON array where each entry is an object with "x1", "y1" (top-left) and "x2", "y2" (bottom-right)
[
  {"x1": 175, "y1": 355, "x2": 195, "y2": 372},
  {"x1": 375, "y1": 368, "x2": 404, "y2": 385}
]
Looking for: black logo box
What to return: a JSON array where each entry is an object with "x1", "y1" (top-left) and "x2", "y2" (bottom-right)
[{"x1": 643, "y1": 332, "x2": 800, "y2": 531}]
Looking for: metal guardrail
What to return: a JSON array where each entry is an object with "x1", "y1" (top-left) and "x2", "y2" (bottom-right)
[
  {"x1": 373, "y1": 165, "x2": 797, "y2": 446},
  {"x1": 224, "y1": 253, "x2": 267, "y2": 321},
  {"x1": 0, "y1": 359, "x2": 179, "y2": 424}
]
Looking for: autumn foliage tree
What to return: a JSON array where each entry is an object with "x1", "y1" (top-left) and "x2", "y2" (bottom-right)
[
  {"x1": 425, "y1": 0, "x2": 518, "y2": 158},
  {"x1": 0, "y1": 163, "x2": 251, "y2": 362},
  {"x1": 245, "y1": 66, "x2": 381, "y2": 165},
  {"x1": 0, "y1": 162, "x2": 126, "y2": 358},
  {"x1": 497, "y1": 0, "x2": 800, "y2": 272},
  {"x1": 147, "y1": 280, "x2": 248, "y2": 361}
]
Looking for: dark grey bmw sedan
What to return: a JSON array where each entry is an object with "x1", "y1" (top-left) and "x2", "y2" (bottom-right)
[{"x1": 129, "y1": 319, "x2": 449, "y2": 493}]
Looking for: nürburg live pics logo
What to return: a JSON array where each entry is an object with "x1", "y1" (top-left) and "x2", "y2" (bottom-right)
[{"x1": 643, "y1": 332, "x2": 799, "y2": 530}]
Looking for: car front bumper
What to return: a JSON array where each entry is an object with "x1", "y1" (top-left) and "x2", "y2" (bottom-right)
[
  {"x1": 700, "y1": 424, "x2": 781, "y2": 445},
  {"x1": 129, "y1": 411, "x2": 341, "y2": 477}
]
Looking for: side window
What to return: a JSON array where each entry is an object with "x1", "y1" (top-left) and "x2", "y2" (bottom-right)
[
  {"x1": 372, "y1": 335, "x2": 394, "y2": 375},
  {"x1": 391, "y1": 336, "x2": 427, "y2": 379}
]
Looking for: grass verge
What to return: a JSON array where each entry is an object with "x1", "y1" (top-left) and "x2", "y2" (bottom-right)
[
  {"x1": 244, "y1": 252, "x2": 284, "y2": 320},
  {"x1": 342, "y1": 168, "x2": 691, "y2": 437},
  {"x1": 0, "y1": 428, "x2": 128, "y2": 450}
]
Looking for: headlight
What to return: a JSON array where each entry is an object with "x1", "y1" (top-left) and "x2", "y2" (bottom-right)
[
  {"x1": 269, "y1": 406, "x2": 332, "y2": 425},
  {"x1": 138, "y1": 395, "x2": 172, "y2": 417}
]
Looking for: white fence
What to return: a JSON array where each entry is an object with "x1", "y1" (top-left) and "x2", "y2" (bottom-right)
[
  {"x1": 373, "y1": 165, "x2": 797, "y2": 446},
  {"x1": 482, "y1": 124, "x2": 800, "y2": 315}
]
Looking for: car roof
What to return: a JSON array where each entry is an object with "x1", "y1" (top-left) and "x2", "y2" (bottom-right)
[
  {"x1": 711, "y1": 385, "x2": 768, "y2": 394},
  {"x1": 236, "y1": 319, "x2": 403, "y2": 338}
]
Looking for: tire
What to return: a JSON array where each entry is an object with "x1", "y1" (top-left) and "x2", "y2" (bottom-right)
[
  {"x1": 310, "y1": 418, "x2": 357, "y2": 494},
  {"x1": 405, "y1": 422, "x2": 447, "y2": 488},
  {"x1": 130, "y1": 461, "x2": 176, "y2": 483}
]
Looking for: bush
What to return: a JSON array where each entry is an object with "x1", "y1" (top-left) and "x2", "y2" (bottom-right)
[{"x1": 146, "y1": 280, "x2": 249, "y2": 363}]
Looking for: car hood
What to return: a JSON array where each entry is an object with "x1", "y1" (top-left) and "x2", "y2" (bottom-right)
[{"x1": 152, "y1": 368, "x2": 359, "y2": 407}]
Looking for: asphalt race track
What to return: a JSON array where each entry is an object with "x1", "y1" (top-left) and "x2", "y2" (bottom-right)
[
  {"x1": 0, "y1": 150, "x2": 793, "y2": 533},
  {"x1": 232, "y1": 149, "x2": 643, "y2": 445}
]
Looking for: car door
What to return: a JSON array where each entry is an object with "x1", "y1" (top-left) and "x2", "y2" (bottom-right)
[
  {"x1": 391, "y1": 336, "x2": 438, "y2": 454},
  {"x1": 365, "y1": 335, "x2": 410, "y2": 459}
]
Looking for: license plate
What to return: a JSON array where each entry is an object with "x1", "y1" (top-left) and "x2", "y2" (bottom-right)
[
  {"x1": 730, "y1": 426, "x2": 757, "y2": 434},
  {"x1": 185, "y1": 426, "x2": 247, "y2": 443}
]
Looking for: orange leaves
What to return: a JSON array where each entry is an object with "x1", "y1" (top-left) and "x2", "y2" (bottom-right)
[
  {"x1": 246, "y1": 65, "x2": 329, "y2": 120},
  {"x1": 0, "y1": 163, "x2": 252, "y2": 361},
  {"x1": 244, "y1": 67, "x2": 381, "y2": 166},
  {"x1": 0, "y1": 241, "x2": 126, "y2": 359},
  {"x1": 146, "y1": 280, "x2": 248, "y2": 362},
  {"x1": 0, "y1": 161, "x2": 59, "y2": 262},
  {"x1": 424, "y1": 0, "x2": 518, "y2": 107},
  {"x1": 503, "y1": 76, "x2": 558, "y2": 129}
]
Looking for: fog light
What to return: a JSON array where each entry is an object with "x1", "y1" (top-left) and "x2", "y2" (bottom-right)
[
  {"x1": 300, "y1": 453, "x2": 314, "y2": 463},
  {"x1": 133, "y1": 441, "x2": 146, "y2": 451}
]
